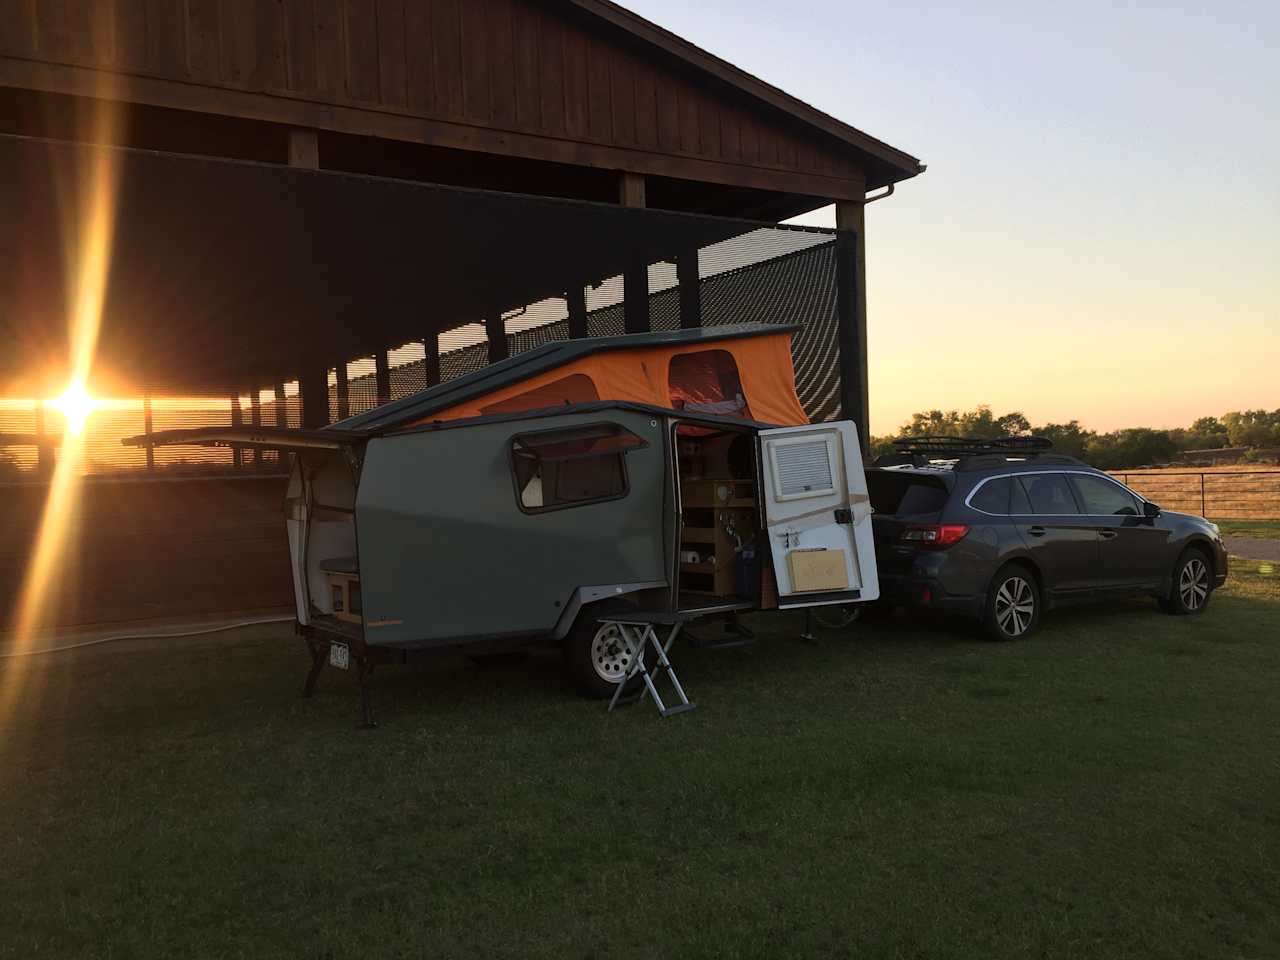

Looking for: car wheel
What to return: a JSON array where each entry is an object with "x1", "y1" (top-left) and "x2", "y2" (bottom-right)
[
  {"x1": 564, "y1": 614, "x2": 654, "y2": 699},
  {"x1": 983, "y1": 564, "x2": 1040, "y2": 641},
  {"x1": 1161, "y1": 549, "x2": 1213, "y2": 615}
]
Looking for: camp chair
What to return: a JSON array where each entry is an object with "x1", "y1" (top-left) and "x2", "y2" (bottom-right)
[{"x1": 605, "y1": 611, "x2": 699, "y2": 718}]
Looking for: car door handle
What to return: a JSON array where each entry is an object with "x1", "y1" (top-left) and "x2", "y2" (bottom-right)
[
  {"x1": 1100, "y1": 529, "x2": 1118, "y2": 540},
  {"x1": 1028, "y1": 525, "x2": 1046, "y2": 537}
]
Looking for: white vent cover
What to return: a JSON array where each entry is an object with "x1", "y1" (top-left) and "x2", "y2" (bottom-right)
[{"x1": 774, "y1": 439, "x2": 835, "y2": 497}]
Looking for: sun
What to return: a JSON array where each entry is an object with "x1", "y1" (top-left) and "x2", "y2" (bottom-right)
[{"x1": 48, "y1": 379, "x2": 98, "y2": 436}]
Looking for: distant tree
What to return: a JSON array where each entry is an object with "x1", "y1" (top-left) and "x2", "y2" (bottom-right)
[
  {"x1": 1084, "y1": 428, "x2": 1179, "y2": 470},
  {"x1": 1033, "y1": 421, "x2": 1093, "y2": 460},
  {"x1": 896, "y1": 405, "x2": 1030, "y2": 440},
  {"x1": 1182, "y1": 416, "x2": 1231, "y2": 450},
  {"x1": 1220, "y1": 409, "x2": 1280, "y2": 448}
]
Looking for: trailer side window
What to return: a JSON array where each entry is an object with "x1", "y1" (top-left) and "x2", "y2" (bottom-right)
[{"x1": 511, "y1": 423, "x2": 648, "y2": 513}]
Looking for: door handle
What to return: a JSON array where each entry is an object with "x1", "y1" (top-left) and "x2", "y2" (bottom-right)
[
  {"x1": 1100, "y1": 529, "x2": 1118, "y2": 540},
  {"x1": 1028, "y1": 525, "x2": 1046, "y2": 537}
]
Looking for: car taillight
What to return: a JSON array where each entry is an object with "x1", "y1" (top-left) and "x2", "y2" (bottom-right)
[{"x1": 900, "y1": 524, "x2": 969, "y2": 550}]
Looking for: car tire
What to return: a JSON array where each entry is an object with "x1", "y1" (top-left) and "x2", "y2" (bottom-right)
[
  {"x1": 1160, "y1": 548, "x2": 1213, "y2": 616},
  {"x1": 982, "y1": 563, "x2": 1041, "y2": 641},
  {"x1": 564, "y1": 613, "x2": 655, "y2": 699}
]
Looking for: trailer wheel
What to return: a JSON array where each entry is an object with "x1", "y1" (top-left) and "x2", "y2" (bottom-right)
[{"x1": 565, "y1": 614, "x2": 655, "y2": 699}]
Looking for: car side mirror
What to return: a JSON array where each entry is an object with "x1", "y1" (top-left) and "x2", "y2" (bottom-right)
[{"x1": 1142, "y1": 501, "x2": 1161, "y2": 519}]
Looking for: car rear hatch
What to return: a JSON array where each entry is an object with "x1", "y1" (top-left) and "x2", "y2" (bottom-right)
[{"x1": 867, "y1": 468, "x2": 953, "y2": 573}]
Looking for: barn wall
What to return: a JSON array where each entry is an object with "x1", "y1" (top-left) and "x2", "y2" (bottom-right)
[
  {"x1": 0, "y1": 477, "x2": 292, "y2": 631},
  {"x1": 0, "y1": 0, "x2": 866, "y2": 198}
]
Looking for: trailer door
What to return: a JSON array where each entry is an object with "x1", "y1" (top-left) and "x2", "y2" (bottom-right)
[{"x1": 758, "y1": 421, "x2": 879, "y2": 608}]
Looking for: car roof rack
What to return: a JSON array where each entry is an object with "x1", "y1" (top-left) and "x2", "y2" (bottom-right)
[{"x1": 871, "y1": 436, "x2": 1086, "y2": 472}]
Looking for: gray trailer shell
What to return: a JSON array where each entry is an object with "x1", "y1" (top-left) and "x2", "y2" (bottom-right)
[{"x1": 354, "y1": 407, "x2": 670, "y2": 648}]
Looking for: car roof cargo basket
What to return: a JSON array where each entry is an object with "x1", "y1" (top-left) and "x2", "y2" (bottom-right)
[{"x1": 872, "y1": 436, "x2": 1085, "y2": 471}]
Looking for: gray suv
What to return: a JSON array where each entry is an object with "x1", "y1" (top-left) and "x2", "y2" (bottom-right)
[{"x1": 867, "y1": 437, "x2": 1228, "y2": 640}]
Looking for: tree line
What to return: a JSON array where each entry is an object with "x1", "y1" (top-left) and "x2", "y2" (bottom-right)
[{"x1": 870, "y1": 407, "x2": 1280, "y2": 470}]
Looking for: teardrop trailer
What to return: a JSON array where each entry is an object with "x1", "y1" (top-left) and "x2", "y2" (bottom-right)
[{"x1": 129, "y1": 324, "x2": 879, "y2": 722}]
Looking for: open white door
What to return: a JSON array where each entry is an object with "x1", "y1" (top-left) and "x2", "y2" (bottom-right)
[{"x1": 758, "y1": 421, "x2": 879, "y2": 608}]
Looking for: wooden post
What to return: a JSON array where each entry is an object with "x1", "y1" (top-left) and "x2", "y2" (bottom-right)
[
  {"x1": 274, "y1": 383, "x2": 288, "y2": 428},
  {"x1": 374, "y1": 350, "x2": 391, "y2": 405},
  {"x1": 288, "y1": 129, "x2": 319, "y2": 169},
  {"x1": 142, "y1": 394, "x2": 155, "y2": 472},
  {"x1": 619, "y1": 172, "x2": 650, "y2": 335},
  {"x1": 249, "y1": 388, "x2": 263, "y2": 467},
  {"x1": 299, "y1": 368, "x2": 329, "y2": 429},
  {"x1": 34, "y1": 399, "x2": 50, "y2": 476},
  {"x1": 230, "y1": 395, "x2": 244, "y2": 470},
  {"x1": 835, "y1": 200, "x2": 869, "y2": 452},
  {"x1": 486, "y1": 315, "x2": 508, "y2": 364},
  {"x1": 423, "y1": 334, "x2": 440, "y2": 386},
  {"x1": 677, "y1": 249, "x2": 701, "y2": 329},
  {"x1": 567, "y1": 286, "x2": 588, "y2": 339},
  {"x1": 335, "y1": 361, "x2": 350, "y2": 419}
]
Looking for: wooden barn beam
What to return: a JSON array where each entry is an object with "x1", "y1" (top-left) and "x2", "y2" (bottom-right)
[
  {"x1": 334, "y1": 362, "x2": 350, "y2": 420},
  {"x1": 288, "y1": 128, "x2": 319, "y2": 169},
  {"x1": 835, "y1": 200, "x2": 869, "y2": 453},
  {"x1": 423, "y1": 335, "x2": 440, "y2": 386},
  {"x1": 567, "y1": 286, "x2": 588, "y2": 340},
  {"x1": 299, "y1": 368, "x2": 329, "y2": 429},
  {"x1": 486, "y1": 316, "x2": 508, "y2": 364},
  {"x1": 620, "y1": 173, "x2": 650, "y2": 335},
  {"x1": 249, "y1": 388, "x2": 262, "y2": 467},
  {"x1": 677, "y1": 249, "x2": 701, "y2": 329},
  {"x1": 374, "y1": 350, "x2": 391, "y2": 405},
  {"x1": 274, "y1": 383, "x2": 288, "y2": 428}
]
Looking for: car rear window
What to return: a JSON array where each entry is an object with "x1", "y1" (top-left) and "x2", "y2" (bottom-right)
[
  {"x1": 868, "y1": 471, "x2": 949, "y2": 516},
  {"x1": 969, "y1": 477, "x2": 1012, "y2": 514}
]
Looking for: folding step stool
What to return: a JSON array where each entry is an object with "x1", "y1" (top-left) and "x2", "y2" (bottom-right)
[{"x1": 605, "y1": 611, "x2": 698, "y2": 718}]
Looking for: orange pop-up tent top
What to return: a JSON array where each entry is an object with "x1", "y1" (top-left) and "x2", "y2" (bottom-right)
[
  {"x1": 329, "y1": 323, "x2": 812, "y2": 434},
  {"x1": 404, "y1": 325, "x2": 809, "y2": 428}
]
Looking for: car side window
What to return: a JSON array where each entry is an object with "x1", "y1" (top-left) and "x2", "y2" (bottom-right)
[
  {"x1": 1068, "y1": 474, "x2": 1140, "y2": 516},
  {"x1": 969, "y1": 477, "x2": 1011, "y2": 514},
  {"x1": 1016, "y1": 473, "x2": 1081, "y2": 515}
]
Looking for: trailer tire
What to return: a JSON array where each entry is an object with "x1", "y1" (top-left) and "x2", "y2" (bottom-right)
[{"x1": 565, "y1": 614, "x2": 656, "y2": 699}]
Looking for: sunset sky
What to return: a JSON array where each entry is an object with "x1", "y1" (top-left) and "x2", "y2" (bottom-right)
[{"x1": 631, "y1": 0, "x2": 1280, "y2": 435}]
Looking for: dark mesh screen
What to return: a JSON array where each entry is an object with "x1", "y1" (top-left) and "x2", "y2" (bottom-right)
[{"x1": 2, "y1": 179, "x2": 842, "y2": 483}]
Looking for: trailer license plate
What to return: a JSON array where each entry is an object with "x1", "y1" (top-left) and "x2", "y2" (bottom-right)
[{"x1": 328, "y1": 642, "x2": 350, "y2": 670}]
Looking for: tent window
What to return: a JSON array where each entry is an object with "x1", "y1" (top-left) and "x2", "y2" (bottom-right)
[
  {"x1": 481, "y1": 374, "x2": 600, "y2": 415},
  {"x1": 668, "y1": 350, "x2": 751, "y2": 419},
  {"x1": 511, "y1": 422, "x2": 647, "y2": 513}
]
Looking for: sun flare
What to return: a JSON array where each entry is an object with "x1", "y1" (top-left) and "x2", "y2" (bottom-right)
[{"x1": 48, "y1": 380, "x2": 98, "y2": 436}]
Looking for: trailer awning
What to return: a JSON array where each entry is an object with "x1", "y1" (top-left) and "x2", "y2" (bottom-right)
[{"x1": 122, "y1": 425, "x2": 365, "y2": 452}]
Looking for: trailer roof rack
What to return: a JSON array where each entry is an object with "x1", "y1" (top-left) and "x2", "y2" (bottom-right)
[{"x1": 872, "y1": 436, "x2": 1085, "y2": 471}]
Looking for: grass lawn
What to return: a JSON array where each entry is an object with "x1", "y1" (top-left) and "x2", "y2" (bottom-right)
[
  {"x1": 3, "y1": 564, "x2": 1279, "y2": 959},
  {"x1": 1216, "y1": 519, "x2": 1280, "y2": 540}
]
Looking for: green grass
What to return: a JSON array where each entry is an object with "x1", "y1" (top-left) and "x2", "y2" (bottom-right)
[
  {"x1": 4, "y1": 566, "x2": 1280, "y2": 959},
  {"x1": 1216, "y1": 519, "x2": 1280, "y2": 540}
]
